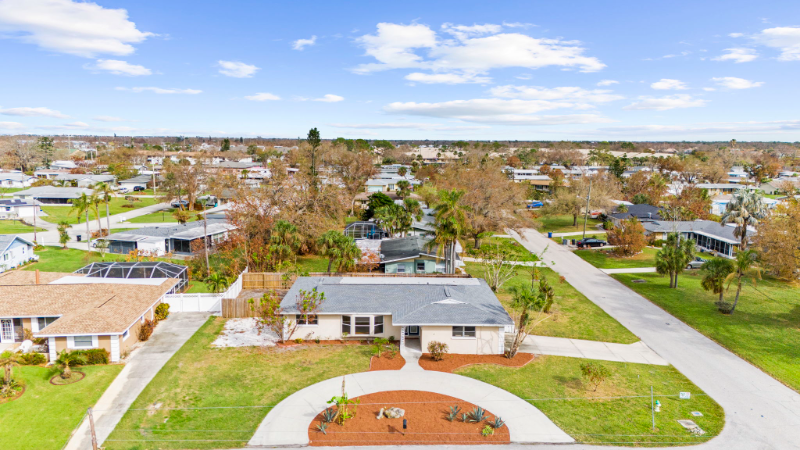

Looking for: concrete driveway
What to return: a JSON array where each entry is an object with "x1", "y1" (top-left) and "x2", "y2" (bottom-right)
[{"x1": 509, "y1": 229, "x2": 800, "y2": 449}]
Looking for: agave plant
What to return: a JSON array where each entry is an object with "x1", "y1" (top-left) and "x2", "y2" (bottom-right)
[
  {"x1": 467, "y1": 406, "x2": 488, "y2": 423},
  {"x1": 321, "y1": 407, "x2": 337, "y2": 423},
  {"x1": 316, "y1": 422, "x2": 328, "y2": 435},
  {"x1": 446, "y1": 405, "x2": 462, "y2": 422},
  {"x1": 461, "y1": 412, "x2": 469, "y2": 423},
  {"x1": 489, "y1": 416, "x2": 505, "y2": 429}
]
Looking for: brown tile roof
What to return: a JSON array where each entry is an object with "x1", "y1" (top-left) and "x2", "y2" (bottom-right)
[
  {"x1": 0, "y1": 279, "x2": 178, "y2": 336},
  {"x1": 0, "y1": 271, "x2": 82, "y2": 285}
]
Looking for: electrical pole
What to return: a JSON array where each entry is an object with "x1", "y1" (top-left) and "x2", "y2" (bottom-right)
[
  {"x1": 203, "y1": 208, "x2": 210, "y2": 277},
  {"x1": 582, "y1": 178, "x2": 592, "y2": 239},
  {"x1": 88, "y1": 407, "x2": 98, "y2": 450}
]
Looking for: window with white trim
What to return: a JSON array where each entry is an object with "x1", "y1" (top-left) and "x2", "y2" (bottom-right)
[
  {"x1": 296, "y1": 314, "x2": 318, "y2": 325},
  {"x1": 73, "y1": 335, "x2": 94, "y2": 348},
  {"x1": 354, "y1": 317, "x2": 371, "y2": 335},
  {"x1": 122, "y1": 330, "x2": 129, "y2": 341},
  {"x1": 374, "y1": 316, "x2": 384, "y2": 334},
  {"x1": 416, "y1": 261, "x2": 425, "y2": 272},
  {"x1": 341, "y1": 315, "x2": 384, "y2": 336},
  {"x1": 342, "y1": 316, "x2": 351, "y2": 334},
  {"x1": 37, "y1": 317, "x2": 58, "y2": 330},
  {"x1": 452, "y1": 326, "x2": 476, "y2": 338}
]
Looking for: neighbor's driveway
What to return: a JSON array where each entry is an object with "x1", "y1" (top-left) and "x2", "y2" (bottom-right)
[
  {"x1": 64, "y1": 312, "x2": 210, "y2": 450},
  {"x1": 509, "y1": 229, "x2": 800, "y2": 449}
]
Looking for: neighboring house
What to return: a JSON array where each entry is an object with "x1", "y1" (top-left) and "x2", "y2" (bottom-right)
[
  {"x1": 711, "y1": 195, "x2": 778, "y2": 215},
  {"x1": 119, "y1": 174, "x2": 156, "y2": 191},
  {"x1": 281, "y1": 276, "x2": 514, "y2": 355},
  {"x1": 13, "y1": 186, "x2": 93, "y2": 204},
  {"x1": 0, "y1": 199, "x2": 40, "y2": 219},
  {"x1": 409, "y1": 208, "x2": 435, "y2": 237},
  {"x1": 696, "y1": 183, "x2": 752, "y2": 196},
  {"x1": 642, "y1": 220, "x2": 747, "y2": 258},
  {"x1": 33, "y1": 169, "x2": 71, "y2": 180},
  {"x1": 353, "y1": 191, "x2": 423, "y2": 209},
  {"x1": 761, "y1": 178, "x2": 800, "y2": 195},
  {"x1": 608, "y1": 204, "x2": 663, "y2": 226},
  {"x1": 344, "y1": 221, "x2": 388, "y2": 240},
  {"x1": 0, "y1": 235, "x2": 36, "y2": 273},
  {"x1": 53, "y1": 174, "x2": 116, "y2": 188},
  {"x1": 0, "y1": 270, "x2": 176, "y2": 362},
  {"x1": 103, "y1": 219, "x2": 236, "y2": 255},
  {"x1": 0, "y1": 172, "x2": 37, "y2": 189},
  {"x1": 51, "y1": 160, "x2": 78, "y2": 170},
  {"x1": 365, "y1": 179, "x2": 396, "y2": 193},
  {"x1": 380, "y1": 236, "x2": 447, "y2": 274}
]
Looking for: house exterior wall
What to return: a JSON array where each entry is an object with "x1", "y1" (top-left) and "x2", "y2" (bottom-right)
[
  {"x1": 0, "y1": 204, "x2": 37, "y2": 219},
  {"x1": 384, "y1": 257, "x2": 441, "y2": 274},
  {"x1": 288, "y1": 314, "x2": 403, "y2": 341},
  {"x1": 419, "y1": 326, "x2": 502, "y2": 355},
  {"x1": 0, "y1": 239, "x2": 35, "y2": 272}
]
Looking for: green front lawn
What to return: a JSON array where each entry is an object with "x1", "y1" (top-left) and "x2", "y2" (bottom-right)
[
  {"x1": 465, "y1": 262, "x2": 638, "y2": 344},
  {"x1": 0, "y1": 188, "x2": 24, "y2": 195},
  {"x1": 185, "y1": 280, "x2": 213, "y2": 293},
  {"x1": 614, "y1": 272, "x2": 800, "y2": 392},
  {"x1": 125, "y1": 208, "x2": 200, "y2": 224},
  {"x1": 537, "y1": 214, "x2": 602, "y2": 234},
  {"x1": 0, "y1": 220, "x2": 45, "y2": 234},
  {"x1": 550, "y1": 233, "x2": 608, "y2": 244},
  {"x1": 0, "y1": 365, "x2": 122, "y2": 450},
  {"x1": 575, "y1": 247, "x2": 659, "y2": 269},
  {"x1": 105, "y1": 317, "x2": 374, "y2": 449},
  {"x1": 296, "y1": 255, "x2": 333, "y2": 272},
  {"x1": 40, "y1": 197, "x2": 160, "y2": 225},
  {"x1": 465, "y1": 236, "x2": 539, "y2": 262},
  {"x1": 461, "y1": 355, "x2": 723, "y2": 445},
  {"x1": 23, "y1": 246, "x2": 183, "y2": 272}
]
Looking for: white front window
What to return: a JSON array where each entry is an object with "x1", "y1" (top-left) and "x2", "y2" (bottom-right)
[
  {"x1": 452, "y1": 326, "x2": 476, "y2": 338},
  {"x1": 73, "y1": 336, "x2": 94, "y2": 348},
  {"x1": 341, "y1": 316, "x2": 384, "y2": 336}
]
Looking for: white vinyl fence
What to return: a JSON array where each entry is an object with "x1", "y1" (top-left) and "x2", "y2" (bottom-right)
[{"x1": 163, "y1": 268, "x2": 247, "y2": 313}]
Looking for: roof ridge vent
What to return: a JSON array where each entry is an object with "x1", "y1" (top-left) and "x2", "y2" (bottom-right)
[{"x1": 433, "y1": 298, "x2": 465, "y2": 305}]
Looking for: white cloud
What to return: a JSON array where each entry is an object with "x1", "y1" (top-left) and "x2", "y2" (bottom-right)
[
  {"x1": 711, "y1": 77, "x2": 764, "y2": 89},
  {"x1": 0, "y1": 0, "x2": 152, "y2": 58},
  {"x1": 218, "y1": 60, "x2": 259, "y2": 78},
  {"x1": 89, "y1": 59, "x2": 151, "y2": 76},
  {"x1": 0, "y1": 106, "x2": 68, "y2": 118},
  {"x1": 62, "y1": 121, "x2": 88, "y2": 128},
  {"x1": 329, "y1": 122, "x2": 489, "y2": 131},
  {"x1": 405, "y1": 72, "x2": 490, "y2": 84},
  {"x1": 729, "y1": 33, "x2": 744, "y2": 38},
  {"x1": 595, "y1": 120, "x2": 800, "y2": 136},
  {"x1": 754, "y1": 26, "x2": 800, "y2": 61},
  {"x1": 597, "y1": 79, "x2": 618, "y2": 86},
  {"x1": 352, "y1": 22, "x2": 605, "y2": 80},
  {"x1": 623, "y1": 94, "x2": 707, "y2": 111},
  {"x1": 314, "y1": 94, "x2": 344, "y2": 102},
  {"x1": 292, "y1": 35, "x2": 317, "y2": 50},
  {"x1": 0, "y1": 121, "x2": 25, "y2": 130},
  {"x1": 712, "y1": 48, "x2": 758, "y2": 63},
  {"x1": 703, "y1": 87, "x2": 716, "y2": 91},
  {"x1": 93, "y1": 115, "x2": 123, "y2": 122},
  {"x1": 244, "y1": 92, "x2": 280, "y2": 101},
  {"x1": 650, "y1": 78, "x2": 688, "y2": 90},
  {"x1": 489, "y1": 85, "x2": 624, "y2": 104},
  {"x1": 116, "y1": 87, "x2": 202, "y2": 94}
]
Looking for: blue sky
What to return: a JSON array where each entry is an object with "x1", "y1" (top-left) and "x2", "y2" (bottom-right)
[{"x1": 1, "y1": 0, "x2": 799, "y2": 141}]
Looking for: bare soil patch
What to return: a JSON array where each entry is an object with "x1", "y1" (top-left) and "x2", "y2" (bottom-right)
[
  {"x1": 369, "y1": 354, "x2": 405, "y2": 371},
  {"x1": 419, "y1": 353, "x2": 535, "y2": 373},
  {"x1": 309, "y1": 390, "x2": 509, "y2": 446}
]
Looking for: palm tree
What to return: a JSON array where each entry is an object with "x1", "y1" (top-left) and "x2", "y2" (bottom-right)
[
  {"x1": 701, "y1": 257, "x2": 735, "y2": 305},
  {"x1": 725, "y1": 249, "x2": 761, "y2": 314},
  {"x1": 54, "y1": 350, "x2": 85, "y2": 379},
  {"x1": 396, "y1": 180, "x2": 410, "y2": 199},
  {"x1": 0, "y1": 352, "x2": 20, "y2": 390},
  {"x1": 431, "y1": 189, "x2": 469, "y2": 274},
  {"x1": 269, "y1": 220, "x2": 301, "y2": 268},
  {"x1": 721, "y1": 189, "x2": 768, "y2": 250},
  {"x1": 334, "y1": 235, "x2": 361, "y2": 272},
  {"x1": 206, "y1": 272, "x2": 230, "y2": 293},
  {"x1": 89, "y1": 192, "x2": 104, "y2": 234},
  {"x1": 94, "y1": 182, "x2": 115, "y2": 234},
  {"x1": 318, "y1": 230, "x2": 343, "y2": 273},
  {"x1": 70, "y1": 193, "x2": 91, "y2": 251},
  {"x1": 403, "y1": 198, "x2": 423, "y2": 222},
  {"x1": 655, "y1": 233, "x2": 696, "y2": 288},
  {"x1": 374, "y1": 203, "x2": 411, "y2": 237},
  {"x1": 57, "y1": 220, "x2": 71, "y2": 249}
]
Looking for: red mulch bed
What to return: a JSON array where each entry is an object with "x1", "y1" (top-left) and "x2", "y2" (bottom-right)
[
  {"x1": 0, "y1": 384, "x2": 25, "y2": 404},
  {"x1": 309, "y1": 390, "x2": 509, "y2": 446},
  {"x1": 369, "y1": 354, "x2": 405, "y2": 371},
  {"x1": 277, "y1": 340, "x2": 399, "y2": 348},
  {"x1": 419, "y1": 353, "x2": 535, "y2": 373}
]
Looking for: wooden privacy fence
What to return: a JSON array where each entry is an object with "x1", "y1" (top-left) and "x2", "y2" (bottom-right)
[
  {"x1": 222, "y1": 297, "x2": 257, "y2": 318},
  {"x1": 242, "y1": 271, "x2": 470, "y2": 290}
]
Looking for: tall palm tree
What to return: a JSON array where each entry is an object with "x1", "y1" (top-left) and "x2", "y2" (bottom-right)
[
  {"x1": 94, "y1": 182, "x2": 115, "y2": 234},
  {"x1": 700, "y1": 257, "x2": 735, "y2": 305},
  {"x1": 374, "y1": 203, "x2": 411, "y2": 237},
  {"x1": 431, "y1": 189, "x2": 469, "y2": 274},
  {"x1": 89, "y1": 192, "x2": 104, "y2": 234},
  {"x1": 318, "y1": 230, "x2": 344, "y2": 273},
  {"x1": 721, "y1": 188, "x2": 768, "y2": 250},
  {"x1": 70, "y1": 193, "x2": 91, "y2": 251},
  {"x1": 725, "y1": 249, "x2": 761, "y2": 314},
  {"x1": 655, "y1": 233, "x2": 696, "y2": 288},
  {"x1": 206, "y1": 272, "x2": 230, "y2": 293},
  {"x1": 269, "y1": 220, "x2": 301, "y2": 268},
  {"x1": 334, "y1": 235, "x2": 361, "y2": 272}
]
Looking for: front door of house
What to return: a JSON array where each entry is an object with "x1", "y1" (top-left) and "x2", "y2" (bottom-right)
[
  {"x1": 0, "y1": 319, "x2": 13, "y2": 343},
  {"x1": 404, "y1": 326, "x2": 420, "y2": 337}
]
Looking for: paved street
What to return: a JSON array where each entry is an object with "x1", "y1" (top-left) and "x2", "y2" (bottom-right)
[{"x1": 508, "y1": 228, "x2": 800, "y2": 449}]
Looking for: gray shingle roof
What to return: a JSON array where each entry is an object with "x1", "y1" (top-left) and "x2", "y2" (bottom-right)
[
  {"x1": 280, "y1": 277, "x2": 513, "y2": 326},
  {"x1": 104, "y1": 219, "x2": 236, "y2": 241},
  {"x1": 609, "y1": 204, "x2": 663, "y2": 221},
  {"x1": 642, "y1": 220, "x2": 743, "y2": 244},
  {"x1": 380, "y1": 236, "x2": 440, "y2": 263},
  {"x1": 13, "y1": 186, "x2": 92, "y2": 199},
  {"x1": 0, "y1": 235, "x2": 34, "y2": 254}
]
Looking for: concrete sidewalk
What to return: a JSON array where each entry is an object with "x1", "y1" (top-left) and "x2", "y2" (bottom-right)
[
  {"x1": 248, "y1": 370, "x2": 573, "y2": 447},
  {"x1": 522, "y1": 336, "x2": 668, "y2": 365},
  {"x1": 64, "y1": 313, "x2": 210, "y2": 450},
  {"x1": 600, "y1": 267, "x2": 657, "y2": 274}
]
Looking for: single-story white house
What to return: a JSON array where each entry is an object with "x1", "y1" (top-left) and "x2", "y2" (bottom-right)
[
  {"x1": 103, "y1": 219, "x2": 236, "y2": 256},
  {"x1": 0, "y1": 235, "x2": 37, "y2": 273},
  {"x1": 0, "y1": 172, "x2": 37, "y2": 189},
  {"x1": 119, "y1": 174, "x2": 155, "y2": 191},
  {"x1": 280, "y1": 277, "x2": 513, "y2": 355},
  {"x1": 13, "y1": 186, "x2": 93, "y2": 204},
  {"x1": 0, "y1": 199, "x2": 40, "y2": 219}
]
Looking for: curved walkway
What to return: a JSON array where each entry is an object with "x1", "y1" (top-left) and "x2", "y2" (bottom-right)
[{"x1": 247, "y1": 370, "x2": 574, "y2": 447}]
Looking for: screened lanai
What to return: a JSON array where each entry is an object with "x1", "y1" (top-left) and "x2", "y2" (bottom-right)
[{"x1": 75, "y1": 262, "x2": 188, "y2": 293}]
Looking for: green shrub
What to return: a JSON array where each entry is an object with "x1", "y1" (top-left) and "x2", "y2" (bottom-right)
[
  {"x1": 71, "y1": 348, "x2": 110, "y2": 365},
  {"x1": 427, "y1": 341, "x2": 449, "y2": 361},
  {"x1": 580, "y1": 362, "x2": 611, "y2": 391},
  {"x1": 18, "y1": 352, "x2": 47, "y2": 365},
  {"x1": 155, "y1": 303, "x2": 170, "y2": 321},
  {"x1": 138, "y1": 319, "x2": 156, "y2": 342},
  {"x1": 651, "y1": 239, "x2": 666, "y2": 248}
]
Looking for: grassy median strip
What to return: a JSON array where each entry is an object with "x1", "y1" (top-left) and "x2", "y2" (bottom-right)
[
  {"x1": 105, "y1": 317, "x2": 373, "y2": 450},
  {"x1": 40, "y1": 198, "x2": 160, "y2": 225},
  {"x1": 575, "y1": 247, "x2": 659, "y2": 269},
  {"x1": 460, "y1": 355, "x2": 724, "y2": 445},
  {"x1": 614, "y1": 271, "x2": 800, "y2": 392}
]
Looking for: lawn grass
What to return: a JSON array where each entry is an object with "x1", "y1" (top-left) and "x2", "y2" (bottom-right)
[
  {"x1": 0, "y1": 219, "x2": 45, "y2": 234},
  {"x1": 125, "y1": 208, "x2": 201, "y2": 224},
  {"x1": 464, "y1": 262, "x2": 638, "y2": 344},
  {"x1": 185, "y1": 280, "x2": 213, "y2": 293},
  {"x1": 575, "y1": 247, "x2": 659, "y2": 269},
  {"x1": 460, "y1": 355, "x2": 724, "y2": 445},
  {"x1": 109, "y1": 227, "x2": 138, "y2": 233},
  {"x1": 614, "y1": 271, "x2": 800, "y2": 392},
  {"x1": 105, "y1": 317, "x2": 374, "y2": 450},
  {"x1": 550, "y1": 232, "x2": 608, "y2": 244},
  {"x1": 40, "y1": 197, "x2": 160, "y2": 225},
  {"x1": 464, "y1": 236, "x2": 539, "y2": 262},
  {"x1": 22, "y1": 246, "x2": 183, "y2": 272},
  {"x1": 296, "y1": 254, "x2": 332, "y2": 272},
  {"x1": 537, "y1": 214, "x2": 602, "y2": 234},
  {"x1": 0, "y1": 188, "x2": 24, "y2": 195},
  {"x1": 0, "y1": 365, "x2": 122, "y2": 450}
]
